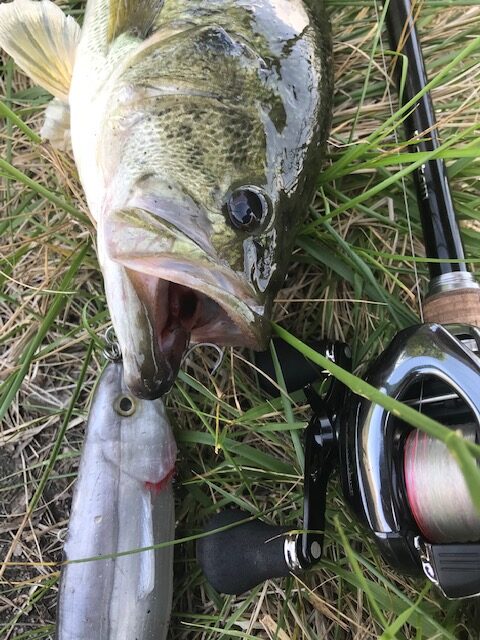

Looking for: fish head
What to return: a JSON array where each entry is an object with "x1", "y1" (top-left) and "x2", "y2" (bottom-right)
[{"x1": 85, "y1": 6, "x2": 331, "y2": 398}]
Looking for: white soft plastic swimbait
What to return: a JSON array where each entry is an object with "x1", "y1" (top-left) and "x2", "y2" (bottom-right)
[{"x1": 56, "y1": 362, "x2": 177, "y2": 640}]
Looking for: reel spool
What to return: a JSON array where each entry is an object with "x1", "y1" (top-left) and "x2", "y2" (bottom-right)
[
  {"x1": 197, "y1": 325, "x2": 480, "y2": 599},
  {"x1": 404, "y1": 425, "x2": 480, "y2": 545}
]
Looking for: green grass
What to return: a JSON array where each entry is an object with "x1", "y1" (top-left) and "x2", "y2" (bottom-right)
[{"x1": 1, "y1": 1, "x2": 480, "y2": 638}]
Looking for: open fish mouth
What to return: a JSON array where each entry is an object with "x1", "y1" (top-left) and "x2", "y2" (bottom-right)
[
  {"x1": 103, "y1": 212, "x2": 268, "y2": 399},
  {"x1": 122, "y1": 263, "x2": 267, "y2": 399},
  {"x1": 125, "y1": 257, "x2": 266, "y2": 343}
]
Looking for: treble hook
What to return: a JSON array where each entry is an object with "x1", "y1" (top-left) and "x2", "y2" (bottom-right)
[{"x1": 182, "y1": 343, "x2": 225, "y2": 376}]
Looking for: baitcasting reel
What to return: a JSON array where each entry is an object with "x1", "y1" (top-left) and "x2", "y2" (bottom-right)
[
  {"x1": 197, "y1": 329, "x2": 480, "y2": 599},
  {"x1": 198, "y1": 0, "x2": 480, "y2": 601}
]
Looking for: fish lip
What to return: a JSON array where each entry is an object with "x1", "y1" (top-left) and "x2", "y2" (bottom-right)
[
  {"x1": 120, "y1": 350, "x2": 180, "y2": 401},
  {"x1": 104, "y1": 202, "x2": 269, "y2": 348}
]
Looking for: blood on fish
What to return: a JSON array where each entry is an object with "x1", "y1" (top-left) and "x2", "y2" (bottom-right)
[{"x1": 145, "y1": 467, "x2": 175, "y2": 494}]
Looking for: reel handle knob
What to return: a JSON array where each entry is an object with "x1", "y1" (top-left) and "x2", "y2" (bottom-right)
[{"x1": 197, "y1": 510, "x2": 293, "y2": 595}]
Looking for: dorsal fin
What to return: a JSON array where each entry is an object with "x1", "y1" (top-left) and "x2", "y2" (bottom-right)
[
  {"x1": 0, "y1": 0, "x2": 81, "y2": 101},
  {"x1": 108, "y1": 0, "x2": 164, "y2": 42}
]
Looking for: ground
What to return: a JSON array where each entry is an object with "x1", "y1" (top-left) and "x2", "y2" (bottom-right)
[{"x1": 1, "y1": 1, "x2": 480, "y2": 639}]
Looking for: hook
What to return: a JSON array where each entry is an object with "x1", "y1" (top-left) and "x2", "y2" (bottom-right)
[{"x1": 182, "y1": 343, "x2": 225, "y2": 376}]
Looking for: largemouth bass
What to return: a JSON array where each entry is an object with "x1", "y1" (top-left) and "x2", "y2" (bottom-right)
[
  {"x1": 0, "y1": 0, "x2": 333, "y2": 398},
  {"x1": 56, "y1": 362, "x2": 176, "y2": 640}
]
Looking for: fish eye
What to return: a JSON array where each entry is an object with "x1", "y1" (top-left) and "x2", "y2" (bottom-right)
[
  {"x1": 224, "y1": 187, "x2": 269, "y2": 231},
  {"x1": 114, "y1": 394, "x2": 136, "y2": 417}
]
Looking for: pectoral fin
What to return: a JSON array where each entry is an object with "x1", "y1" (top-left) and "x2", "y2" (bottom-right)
[
  {"x1": 40, "y1": 98, "x2": 71, "y2": 151},
  {"x1": 0, "y1": 0, "x2": 81, "y2": 101}
]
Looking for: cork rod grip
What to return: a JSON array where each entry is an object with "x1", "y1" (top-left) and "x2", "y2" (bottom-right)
[{"x1": 424, "y1": 289, "x2": 480, "y2": 328}]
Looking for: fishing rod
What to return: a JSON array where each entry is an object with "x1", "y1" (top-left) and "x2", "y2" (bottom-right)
[{"x1": 197, "y1": 0, "x2": 480, "y2": 599}]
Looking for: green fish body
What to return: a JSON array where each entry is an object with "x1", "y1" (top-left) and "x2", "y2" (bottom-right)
[{"x1": 0, "y1": 0, "x2": 333, "y2": 398}]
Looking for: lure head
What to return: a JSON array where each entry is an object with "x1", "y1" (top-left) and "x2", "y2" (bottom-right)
[{"x1": 96, "y1": 363, "x2": 177, "y2": 484}]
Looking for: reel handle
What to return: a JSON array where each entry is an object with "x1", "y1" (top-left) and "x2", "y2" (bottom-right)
[
  {"x1": 196, "y1": 510, "x2": 293, "y2": 595},
  {"x1": 197, "y1": 352, "x2": 348, "y2": 595},
  {"x1": 197, "y1": 384, "x2": 342, "y2": 595}
]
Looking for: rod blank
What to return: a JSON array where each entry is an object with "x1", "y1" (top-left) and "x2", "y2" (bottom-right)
[{"x1": 386, "y1": 0, "x2": 467, "y2": 279}]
